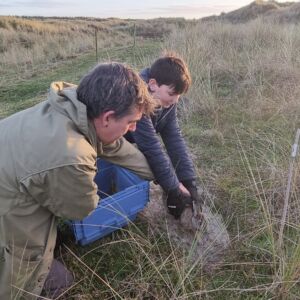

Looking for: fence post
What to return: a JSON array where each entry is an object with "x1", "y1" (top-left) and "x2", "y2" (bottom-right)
[
  {"x1": 95, "y1": 28, "x2": 98, "y2": 63},
  {"x1": 278, "y1": 128, "x2": 300, "y2": 250},
  {"x1": 133, "y1": 23, "x2": 136, "y2": 48}
]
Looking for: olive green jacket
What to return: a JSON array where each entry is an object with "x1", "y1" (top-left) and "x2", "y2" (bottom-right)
[{"x1": 0, "y1": 82, "x2": 153, "y2": 299}]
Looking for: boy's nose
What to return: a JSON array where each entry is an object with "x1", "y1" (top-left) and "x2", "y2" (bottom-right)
[{"x1": 128, "y1": 123, "x2": 137, "y2": 132}]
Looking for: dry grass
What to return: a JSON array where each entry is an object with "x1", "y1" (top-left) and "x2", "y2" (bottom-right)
[
  {"x1": 0, "y1": 16, "x2": 132, "y2": 70},
  {"x1": 2, "y1": 15, "x2": 300, "y2": 299},
  {"x1": 0, "y1": 16, "x2": 184, "y2": 71},
  {"x1": 166, "y1": 19, "x2": 300, "y2": 120},
  {"x1": 160, "y1": 17, "x2": 300, "y2": 298}
]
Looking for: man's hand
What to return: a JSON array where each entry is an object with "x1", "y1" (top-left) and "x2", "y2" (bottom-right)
[{"x1": 166, "y1": 187, "x2": 193, "y2": 219}]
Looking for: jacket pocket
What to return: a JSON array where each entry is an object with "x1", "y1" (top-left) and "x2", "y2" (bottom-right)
[
  {"x1": 2, "y1": 245, "x2": 43, "y2": 299},
  {"x1": 0, "y1": 246, "x2": 4, "y2": 262},
  {"x1": 6, "y1": 243, "x2": 44, "y2": 262}
]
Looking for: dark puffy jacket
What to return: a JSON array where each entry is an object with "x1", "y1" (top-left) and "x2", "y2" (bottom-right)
[{"x1": 125, "y1": 68, "x2": 196, "y2": 192}]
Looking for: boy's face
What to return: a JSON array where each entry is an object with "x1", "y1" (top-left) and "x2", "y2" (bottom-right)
[{"x1": 148, "y1": 79, "x2": 180, "y2": 108}]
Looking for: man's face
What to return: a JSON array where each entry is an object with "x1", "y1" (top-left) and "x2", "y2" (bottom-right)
[
  {"x1": 93, "y1": 107, "x2": 142, "y2": 145},
  {"x1": 148, "y1": 79, "x2": 180, "y2": 108}
]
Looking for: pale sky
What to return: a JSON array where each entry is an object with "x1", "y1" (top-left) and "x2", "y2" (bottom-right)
[{"x1": 0, "y1": 0, "x2": 294, "y2": 19}]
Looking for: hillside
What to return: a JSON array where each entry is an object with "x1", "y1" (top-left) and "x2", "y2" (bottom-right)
[
  {"x1": 202, "y1": 1, "x2": 298, "y2": 23},
  {"x1": 267, "y1": 2, "x2": 300, "y2": 22}
]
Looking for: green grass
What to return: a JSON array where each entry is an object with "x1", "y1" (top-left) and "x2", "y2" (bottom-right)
[
  {"x1": 0, "y1": 41, "x2": 161, "y2": 118},
  {"x1": 179, "y1": 98, "x2": 300, "y2": 299},
  {"x1": 58, "y1": 219, "x2": 207, "y2": 299}
]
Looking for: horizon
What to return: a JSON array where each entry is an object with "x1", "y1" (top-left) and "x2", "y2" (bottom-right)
[{"x1": 0, "y1": 0, "x2": 294, "y2": 20}]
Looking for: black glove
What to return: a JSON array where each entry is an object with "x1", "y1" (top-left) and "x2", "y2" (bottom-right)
[
  {"x1": 166, "y1": 187, "x2": 193, "y2": 219},
  {"x1": 181, "y1": 180, "x2": 203, "y2": 211}
]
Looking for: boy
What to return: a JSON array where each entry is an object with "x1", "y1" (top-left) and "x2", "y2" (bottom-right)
[{"x1": 125, "y1": 53, "x2": 202, "y2": 219}]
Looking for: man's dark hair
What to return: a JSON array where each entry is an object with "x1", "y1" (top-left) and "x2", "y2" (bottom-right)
[
  {"x1": 77, "y1": 62, "x2": 155, "y2": 119},
  {"x1": 149, "y1": 53, "x2": 191, "y2": 94}
]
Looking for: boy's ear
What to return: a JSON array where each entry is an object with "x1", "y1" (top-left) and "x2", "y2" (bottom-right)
[{"x1": 148, "y1": 78, "x2": 158, "y2": 92}]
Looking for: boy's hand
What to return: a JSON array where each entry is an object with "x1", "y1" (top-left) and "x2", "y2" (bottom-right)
[
  {"x1": 181, "y1": 180, "x2": 203, "y2": 211},
  {"x1": 166, "y1": 187, "x2": 193, "y2": 219},
  {"x1": 179, "y1": 182, "x2": 191, "y2": 196}
]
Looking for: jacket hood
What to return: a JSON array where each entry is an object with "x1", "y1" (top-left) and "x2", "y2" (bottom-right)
[
  {"x1": 140, "y1": 68, "x2": 150, "y2": 83},
  {"x1": 48, "y1": 82, "x2": 90, "y2": 138}
]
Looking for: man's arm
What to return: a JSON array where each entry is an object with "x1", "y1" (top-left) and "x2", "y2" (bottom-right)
[
  {"x1": 99, "y1": 137, "x2": 154, "y2": 181},
  {"x1": 20, "y1": 164, "x2": 99, "y2": 220}
]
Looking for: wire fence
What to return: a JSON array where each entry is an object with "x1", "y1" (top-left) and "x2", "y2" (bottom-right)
[
  {"x1": 0, "y1": 31, "x2": 161, "y2": 118},
  {"x1": 1, "y1": 25, "x2": 140, "y2": 84}
]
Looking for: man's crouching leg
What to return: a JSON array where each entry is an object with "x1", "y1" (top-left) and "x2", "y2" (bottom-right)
[{"x1": 39, "y1": 259, "x2": 74, "y2": 299}]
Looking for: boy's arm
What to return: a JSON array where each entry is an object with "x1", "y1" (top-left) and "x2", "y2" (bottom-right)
[
  {"x1": 130, "y1": 115, "x2": 180, "y2": 192},
  {"x1": 160, "y1": 105, "x2": 203, "y2": 212},
  {"x1": 160, "y1": 104, "x2": 196, "y2": 183},
  {"x1": 131, "y1": 113, "x2": 198, "y2": 219}
]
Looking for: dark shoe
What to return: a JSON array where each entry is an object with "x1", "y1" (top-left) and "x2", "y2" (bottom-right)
[{"x1": 40, "y1": 259, "x2": 74, "y2": 299}]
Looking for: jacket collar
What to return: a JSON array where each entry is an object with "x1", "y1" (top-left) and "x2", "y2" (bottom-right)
[
  {"x1": 139, "y1": 68, "x2": 150, "y2": 83},
  {"x1": 48, "y1": 82, "x2": 98, "y2": 149}
]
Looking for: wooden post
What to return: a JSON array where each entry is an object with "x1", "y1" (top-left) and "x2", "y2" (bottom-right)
[
  {"x1": 95, "y1": 28, "x2": 98, "y2": 62},
  {"x1": 278, "y1": 128, "x2": 300, "y2": 250},
  {"x1": 133, "y1": 23, "x2": 136, "y2": 48}
]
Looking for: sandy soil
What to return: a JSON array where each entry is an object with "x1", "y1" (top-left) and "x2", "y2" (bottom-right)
[{"x1": 139, "y1": 183, "x2": 230, "y2": 269}]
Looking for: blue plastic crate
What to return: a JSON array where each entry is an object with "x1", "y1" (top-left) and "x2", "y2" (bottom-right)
[{"x1": 71, "y1": 160, "x2": 150, "y2": 246}]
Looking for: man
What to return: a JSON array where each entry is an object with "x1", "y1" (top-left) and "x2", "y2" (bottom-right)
[
  {"x1": 125, "y1": 53, "x2": 202, "y2": 219},
  {"x1": 0, "y1": 62, "x2": 155, "y2": 299}
]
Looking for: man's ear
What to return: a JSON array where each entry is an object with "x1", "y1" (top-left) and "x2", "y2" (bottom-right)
[
  {"x1": 148, "y1": 78, "x2": 158, "y2": 92},
  {"x1": 94, "y1": 110, "x2": 115, "y2": 128}
]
